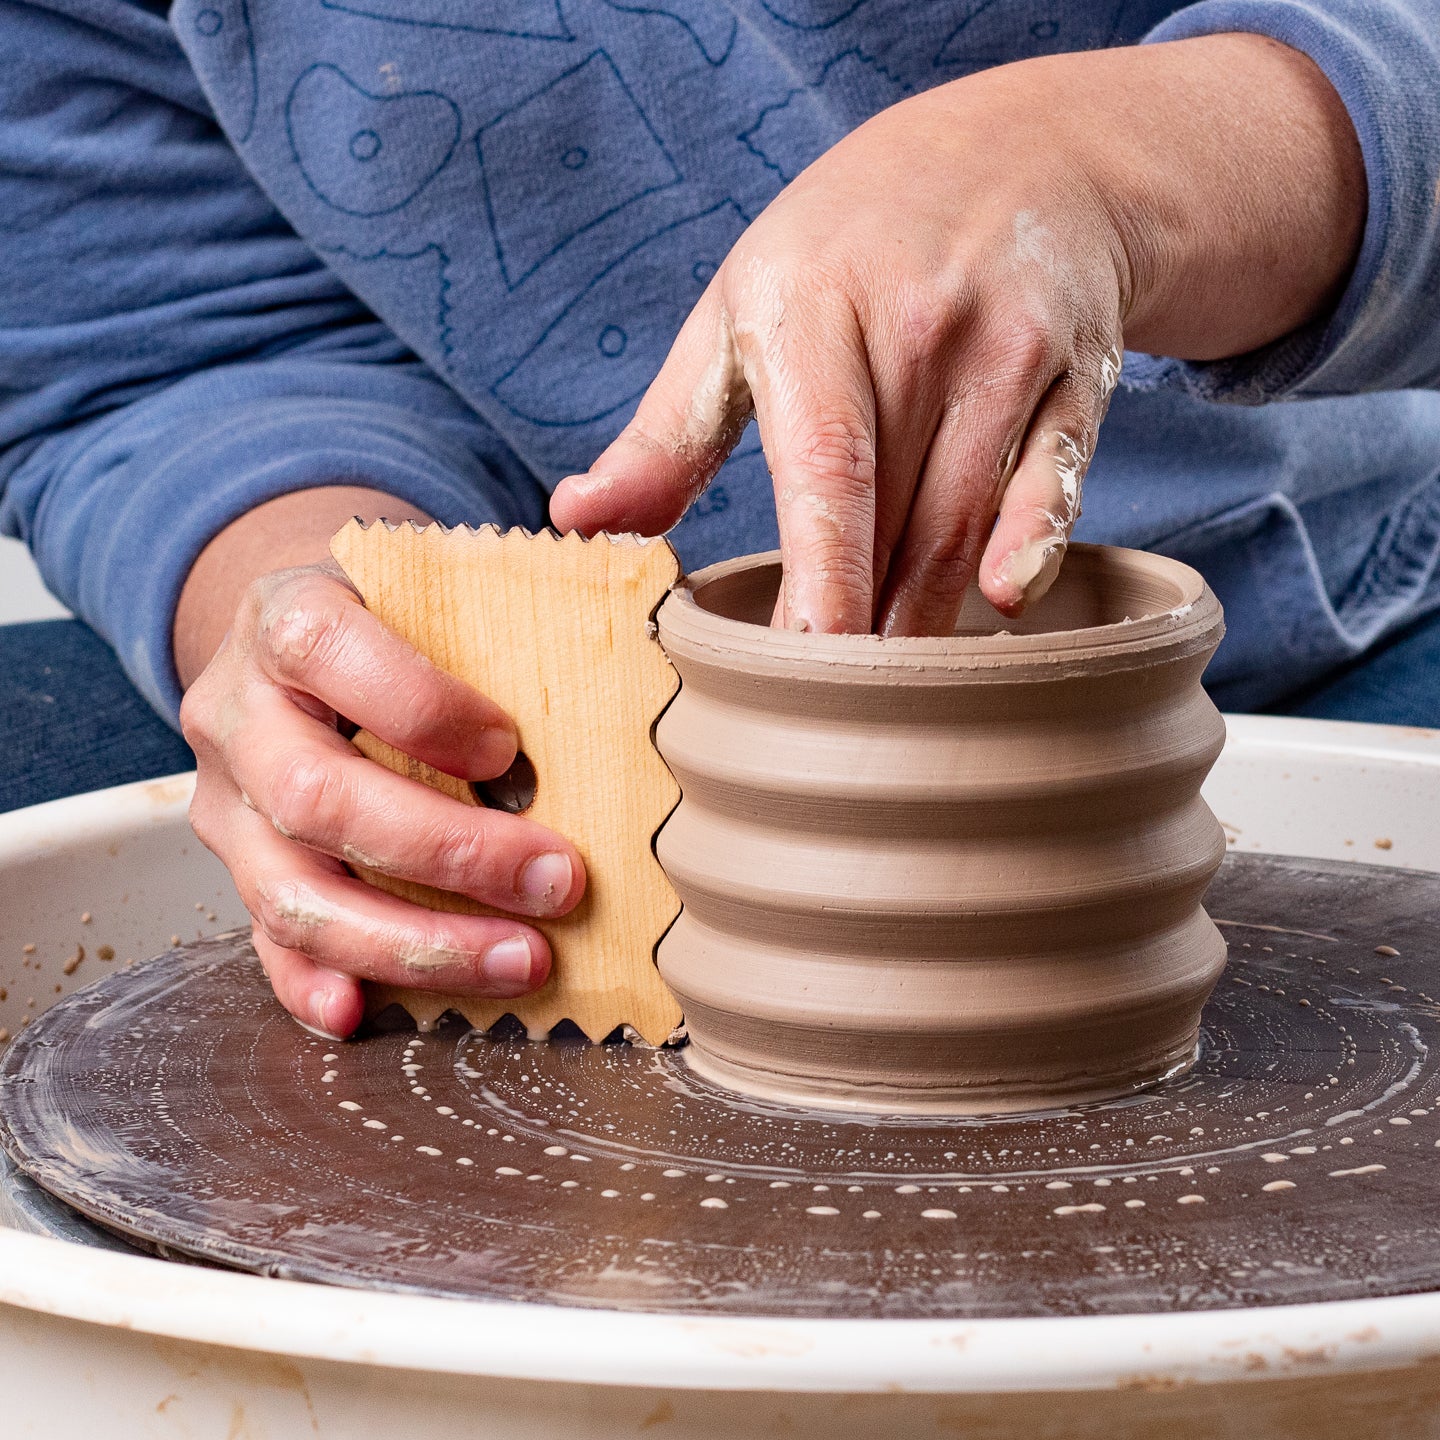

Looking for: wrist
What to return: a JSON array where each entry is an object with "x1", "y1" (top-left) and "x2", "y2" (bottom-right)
[
  {"x1": 173, "y1": 486, "x2": 432, "y2": 690},
  {"x1": 1080, "y1": 33, "x2": 1365, "y2": 360}
]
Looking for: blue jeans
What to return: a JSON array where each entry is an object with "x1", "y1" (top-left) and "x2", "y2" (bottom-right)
[
  {"x1": 0, "y1": 613, "x2": 1435, "y2": 814},
  {"x1": 1265, "y1": 607, "x2": 1440, "y2": 726},
  {"x1": 0, "y1": 620, "x2": 193, "y2": 812}
]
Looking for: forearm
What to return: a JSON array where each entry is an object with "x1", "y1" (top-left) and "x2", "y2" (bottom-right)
[
  {"x1": 1077, "y1": 33, "x2": 1365, "y2": 360},
  {"x1": 174, "y1": 486, "x2": 432, "y2": 689},
  {"x1": 940, "y1": 34, "x2": 1364, "y2": 365}
]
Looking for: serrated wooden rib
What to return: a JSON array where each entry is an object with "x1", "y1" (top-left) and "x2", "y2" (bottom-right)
[{"x1": 330, "y1": 520, "x2": 684, "y2": 1046}]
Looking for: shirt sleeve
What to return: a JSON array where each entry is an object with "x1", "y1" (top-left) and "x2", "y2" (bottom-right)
[
  {"x1": 1123, "y1": 0, "x2": 1440, "y2": 403},
  {"x1": 2, "y1": 361, "x2": 546, "y2": 723},
  {"x1": 0, "y1": 1, "x2": 545, "y2": 724}
]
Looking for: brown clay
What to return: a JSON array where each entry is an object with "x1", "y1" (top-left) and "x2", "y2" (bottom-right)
[{"x1": 653, "y1": 544, "x2": 1228, "y2": 1113}]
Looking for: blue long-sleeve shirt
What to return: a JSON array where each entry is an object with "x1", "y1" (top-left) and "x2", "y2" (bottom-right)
[{"x1": 3, "y1": 0, "x2": 1440, "y2": 720}]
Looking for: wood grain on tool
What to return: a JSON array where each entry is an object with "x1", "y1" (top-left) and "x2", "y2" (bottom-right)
[{"x1": 330, "y1": 521, "x2": 683, "y2": 1045}]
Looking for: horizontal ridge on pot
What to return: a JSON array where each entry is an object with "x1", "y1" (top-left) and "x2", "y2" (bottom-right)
[{"x1": 653, "y1": 545, "x2": 1229, "y2": 1115}]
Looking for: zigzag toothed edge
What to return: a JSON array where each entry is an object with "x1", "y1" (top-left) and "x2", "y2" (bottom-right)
[{"x1": 339, "y1": 517, "x2": 684, "y2": 1045}]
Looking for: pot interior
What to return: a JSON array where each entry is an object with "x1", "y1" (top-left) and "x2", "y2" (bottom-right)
[{"x1": 691, "y1": 547, "x2": 1193, "y2": 638}]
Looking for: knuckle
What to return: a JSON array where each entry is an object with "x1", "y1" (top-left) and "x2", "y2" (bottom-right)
[
  {"x1": 187, "y1": 793, "x2": 221, "y2": 852},
  {"x1": 1076, "y1": 316, "x2": 1122, "y2": 367},
  {"x1": 728, "y1": 246, "x2": 801, "y2": 307},
  {"x1": 988, "y1": 312, "x2": 1058, "y2": 384},
  {"x1": 259, "y1": 587, "x2": 353, "y2": 679},
  {"x1": 917, "y1": 522, "x2": 981, "y2": 575},
  {"x1": 251, "y1": 877, "x2": 331, "y2": 954},
  {"x1": 178, "y1": 686, "x2": 207, "y2": 747},
  {"x1": 893, "y1": 283, "x2": 949, "y2": 355},
  {"x1": 1029, "y1": 423, "x2": 1095, "y2": 486},
  {"x1": 791, "y1": 411, "x2": 876, "y2": 494},
  {"x1": 817, "y1": 551, "x2": 875, "y2": 601},
  {"x1": 906, "y1": 567, "x2": 969, "y2": 613},
  {"x1": 178, "y1": 668, "x2": 231, "y2": 749},
  {"x1": 271, "y1": 750, "x2": 350, "y2": 843},
  {"x1": 435, "y1": 821, "x2": 491, "y2": 893},
  {"x1": 233, "y1": 575, "x2": 271, "y2": 632},
  {"x1": 1008, "y1": 497, "x2": 1072, "y2": 532},
  {"x1": 728, "y1": 248, "x2": 844, "y2": 342}
]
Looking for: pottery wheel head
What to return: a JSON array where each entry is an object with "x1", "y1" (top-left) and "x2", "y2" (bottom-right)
[{"x1": 3, "y1": 853, "x2": 1439, "y2": 1319}]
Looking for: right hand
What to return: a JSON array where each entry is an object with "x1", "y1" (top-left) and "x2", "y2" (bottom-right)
[{"x1": 180, "y1": 562, "x2": 586, "y2": 1040}]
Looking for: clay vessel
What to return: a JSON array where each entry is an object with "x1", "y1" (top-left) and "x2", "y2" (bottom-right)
[{"x1": 653, "y1": 544, "x2": 1228, "y2": 1114}]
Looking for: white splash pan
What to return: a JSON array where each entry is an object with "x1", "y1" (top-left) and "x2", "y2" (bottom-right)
[{"x1": 2, "y1": 715, "x2": 1440, "y2": 1439}]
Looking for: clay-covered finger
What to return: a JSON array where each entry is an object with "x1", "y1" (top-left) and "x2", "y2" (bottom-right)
[
  {"x1": 748, "y1": 293, "x2": 878, "y2": 633},
  {"x1": 979, "y1": 344, "x2": 1121, "y2": 616},
  {"x1": 251, "y1": 568, "x2": 517, "y2": 781},
  {"x1": 226, "y1": 687, "x2": 584, "y2": 918},
  {"x1": 550, "y1": 288, "x2": 752, "y2": 538},
  {"x1": 222, "y1": 803, "x2": 554, "y2": 995},
  {"x1": 252, "y1": 924, "x2": 366, "y2": 1040},
  {"x1": 874, "y1": 358, "x2": 1052, "y2": 636},
  {"x1": 861, "y1": 305, "x2": 951, "y2": 619}
]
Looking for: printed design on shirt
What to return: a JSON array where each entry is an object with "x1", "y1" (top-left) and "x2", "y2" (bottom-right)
[
  {"x1": 757, "y1": 0, "x2": 869, "y2": 29},
  {"x1": 320, "y1": 0, "x2": 574, "y2": 41},
  {"x1": 286, "y1": 64, "x2": 461, "y2": 217},
  {"x1": 323, "y1": 242, "x2": 455, "y2": 362},
  {"x1": 1104, "y1": 0, "x2": 1184, "y2": 45},
  {"x1": 184, "y1": 0, "x2": 258, "y2": 142},
  {"x1": 492, "y1": 200, "x2": 749, "y2": 426},
  {"x1": 934, "y1": 0, "x2": 1125, "y2": 67},
  {"x1": 674, "y1": 440, "x2": 777, "y2": 557},
  {"x1": 476, "y1": 51, "x2": 683, "y2": 290},
  {"x1": 601, "y1": 0, "x2": 738, "y2": 67},
  {"x1": 739, "y1": 48, "x2": 908, "y2": 183}
]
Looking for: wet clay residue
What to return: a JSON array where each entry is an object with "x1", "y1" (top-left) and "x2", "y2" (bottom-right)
[{"x1": 653, "y1": 545, "x2": 1228, "y2": 1114}]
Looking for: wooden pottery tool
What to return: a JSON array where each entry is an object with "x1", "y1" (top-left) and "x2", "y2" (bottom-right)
[{"x1": 329, "y1": 521, "x2": 683, "y2": 1045}]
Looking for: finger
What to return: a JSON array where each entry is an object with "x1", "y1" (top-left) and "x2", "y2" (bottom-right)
[
  {"x1": 862, "y1": 300, "x2": 952, "y2": 618},
  {"x1": 550, "y1": 287, "x2": 752, "y2": 538},
  {"x1": 226, "y1": 685, "x2": 584, "y2": 918},
  {"x1": 252, "y1": 924, "x2": 366, "y2": 1040},
  {"x1": 979, "y1": 346, "x2": 1120, "y2": 616},
  {"x1": 213, "y1": 799, "x2": 555, "y2": 995},
  {"x1": 252, "y1": 569, "x2": 517, "y2": 781},
  {"x1": 746, "y1": 290, "x2": 878, "y2": 633},
  {"x1": 875, "y1": 349, "x2": 1054, "y2": 636}
]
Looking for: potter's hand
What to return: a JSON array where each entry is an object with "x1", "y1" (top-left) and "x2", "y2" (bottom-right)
[
  {"x1": 551, "y1": 34, "x2": 1363, "y2": 634},
  {"x1": 177, "y1": 491, "x2": 585, "y2": 1040}
]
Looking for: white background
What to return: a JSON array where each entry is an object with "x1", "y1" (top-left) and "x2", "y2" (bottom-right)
[{"x1": 0, "y1": 535, "x2": 69, "y2": 625}]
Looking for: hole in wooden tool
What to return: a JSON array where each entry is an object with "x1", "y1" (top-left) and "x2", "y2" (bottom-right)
[{"x1": 472, "y1": 751, "x2": 537, "y2": 814}]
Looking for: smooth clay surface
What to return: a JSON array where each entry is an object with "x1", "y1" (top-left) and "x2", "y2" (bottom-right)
[{"x1": 653, "y1": 545, "x2": 1228, "y2": 1114}]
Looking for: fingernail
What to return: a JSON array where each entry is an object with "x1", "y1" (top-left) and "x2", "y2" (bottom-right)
[
  {"x1": 317, "y1": 988, "x2": 343, "y2": 1038},
  {"x1": 520, "y1": 851, "x2": 572, "y2": 909},
  {"x1": 483, "y1": 936, "x2": 536, "y2": 990},
  {"x1": 295, "y1": 1015, "x2": 347, "y2": 1043},
  {"x1": 562, "y1": 470, "x2": 616, "y2": 498}
]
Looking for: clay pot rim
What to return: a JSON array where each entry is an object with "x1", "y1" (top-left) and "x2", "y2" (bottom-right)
[{"x1": 659, "y1": 544, "x2": 1223, "y2": 678}]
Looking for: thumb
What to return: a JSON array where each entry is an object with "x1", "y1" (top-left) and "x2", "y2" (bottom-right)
[{"x1": 550, "y1": 294, "x2": 752, "y2": 537}]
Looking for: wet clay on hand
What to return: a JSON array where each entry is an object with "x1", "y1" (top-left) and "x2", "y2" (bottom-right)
[
  {"x1": 653, "y1": 544, "x2": 1228, "y2": 1114},
  {"x1": 330, "y1": 522, "x2": 684, "y2": 1045}
]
